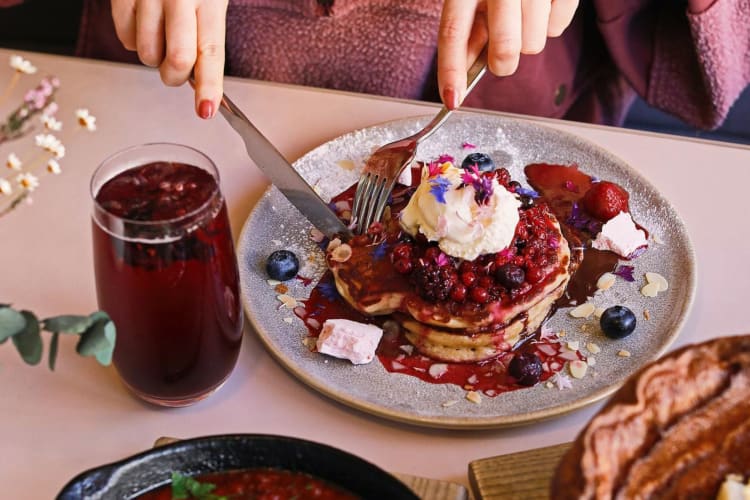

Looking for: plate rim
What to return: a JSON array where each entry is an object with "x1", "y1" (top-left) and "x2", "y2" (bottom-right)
[{"x1": 237, "y1": 110, "x2": 698, "y2": 429}]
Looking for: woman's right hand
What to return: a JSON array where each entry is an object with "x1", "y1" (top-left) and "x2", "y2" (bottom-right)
[{"x1": 111, "y1": 0, "x2": 228, "y2": 119}]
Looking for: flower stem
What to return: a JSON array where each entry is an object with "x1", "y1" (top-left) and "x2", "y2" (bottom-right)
[{"x1": 0, "y1": 72, "x2": 21, "y2": 108}]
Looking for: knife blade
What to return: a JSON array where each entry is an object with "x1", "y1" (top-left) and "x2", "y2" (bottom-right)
[{"x1": 217, "y1": 92, "x2": 352, "y2": 239}]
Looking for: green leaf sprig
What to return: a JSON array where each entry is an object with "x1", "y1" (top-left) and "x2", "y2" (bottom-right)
[
  {"x1": 0, "y1": 304, "x2": 116, "y2": 370},
  {"x1": 171, "y1": 472, "x2": 227, "y2": 500}
]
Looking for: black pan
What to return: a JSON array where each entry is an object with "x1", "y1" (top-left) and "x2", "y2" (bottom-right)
[{"x1": 56, "y1": 434, "x2": 419, "y2": 499}]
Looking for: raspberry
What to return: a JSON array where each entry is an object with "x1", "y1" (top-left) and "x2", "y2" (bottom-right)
[
  {"x1": 391, "y1": 242, "x2": 412, "y2": 261},
  {"x1": 460, "y1": 271, "x2": 477, "y2": 287},
  {"x1": 582, "y1": 181, "x2": 629, "y2": 221},
  {"x1": 470, "y1": 286, "x2": 489, "y2": 304}
]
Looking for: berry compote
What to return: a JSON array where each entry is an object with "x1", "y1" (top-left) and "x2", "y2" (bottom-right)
[{"x1": 92, "y1": 149, "x2": 242, "y2": 407}]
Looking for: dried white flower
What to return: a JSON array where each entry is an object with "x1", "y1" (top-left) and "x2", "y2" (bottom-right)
[
  {"x1": 46, "y1": 159, "x2": 61, "y2": 174},
  {"x1": 16, "y1": 172, "x2": 39, "y2": 191},
  {"x1": 42, "y1": 115, "x2": 62, "y2": 131},
  {"x1": 75, "y1": 109, "x2": 97, "y2": 131},
  {"x1": 0, "y1": 179, "x2": 12, "y2": 195},
  {"x1": 10, "y1": 54, "x2": 36, "y2": 74},
  {"x1": 35, "y1": 133, "x2": 60, "y2": 151},
  {"x1": 50, "y1": 143, "x2": 66, "y2": 159},
  {"x1": 6, "y1": 153, "x2": 22, "y2": 170}
]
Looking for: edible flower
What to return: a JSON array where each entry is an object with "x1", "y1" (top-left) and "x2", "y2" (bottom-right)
[
  {"x1": 566, "y1": 202, "x2": 602, "y2": 234},
  {"x1": 460, "y1": 165, "x2": 494, "y2": 205},
  {"x1": 515, "y1": 186, "x2": 539, "y2": 198},
  {"x1": 0, "y1": 179, "x2": 12, "y2": 195},
  {"x1": 429, "y1": 175, "x2": 451, "y2": 204},
  {"x1": 436, "y1": 154, "x2": 454, "y2": 164},
  {"x1": 461, "y1": 141, "x2": 476, "y2": 149},
  {"x1": 613, "y1": 265, "x2": 635, "y2": 282}
]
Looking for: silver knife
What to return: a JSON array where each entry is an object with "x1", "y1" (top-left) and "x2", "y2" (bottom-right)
[{"x1": 217, "y1": 91, "x2": 352, "y2": 239}]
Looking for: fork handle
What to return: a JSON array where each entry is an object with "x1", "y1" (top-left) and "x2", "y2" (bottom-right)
[{"x1": 412, "y1": 46, "x2": 489, "y2": 145}]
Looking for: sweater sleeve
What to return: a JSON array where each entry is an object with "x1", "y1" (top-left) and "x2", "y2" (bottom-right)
[
  {"x1": 0, "y1": 0, "x2": 24, "y2": 6},
  {"x1": 595, "y1": 0, "x2": 750, "y2": 130}
]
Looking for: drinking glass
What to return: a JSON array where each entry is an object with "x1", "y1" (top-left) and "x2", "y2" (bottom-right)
[{"x1": 91, "y1": 143, "x2": 243, "y2": 406}]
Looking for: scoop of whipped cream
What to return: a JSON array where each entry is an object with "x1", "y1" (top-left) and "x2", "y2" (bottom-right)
[{"x1": 399, "y1": 162, "x2": 520, "y2": 261}]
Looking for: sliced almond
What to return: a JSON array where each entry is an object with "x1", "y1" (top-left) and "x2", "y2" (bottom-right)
[
  {"x1": 570, "y1": 302, "x2": 596, "y2": 319},
  {"x1": 326, "y1": 238, "x2": 342, "y2": 252},
  {"x1": 617, "y1": 349, "x2": 631, "y2": 358},
  {"x1": 441, "y1": 400, "x2": 459, "y2": 408},
  {"x1": 277, "y1": 294, "x2": 297, "y2": 309},
  {"x1": 267, "y1": 279, "x2": 281, "y2": 287},
  {"x1": 645, "y1": 272, "x2": 669, "y2": 292},
  {"x1": 283, "y1": 317, "x2": 294, "y2": 324},
  {"x1": 587, "y1": 357, "x2": 597, "y2": 367},
  {"x1": 569, "y1": 360, "x2": 588, "y2": 379},
  {"x1": 643, "y1": 309, "x2": 651, "y2": 320},
  {"x1": 466, "y1": 391, "x2": 482, "y2": 404},
  {"x1": 641, "y1": 281, "x2": 660, "y2": 297},
  {"x1": 594, "y1": 307, "x2": 606, "y2": 319},
  {"x1": 546, "y1": 381, "x2": 554, "y2": 389},
  {"x1": 566, "y1": 341, "x2": 580, "y2": 351},
  {"x1": 586, "y1": 342, "x2": 601, "y2": 354},
  {"x1": 597, "y1": 272, "x2": 616, "y2": 291},
  {"x1": 336, "y1": 159, "x2": 356, "y2": 171}
]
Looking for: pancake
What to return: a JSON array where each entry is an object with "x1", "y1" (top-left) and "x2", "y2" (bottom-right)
[
  {"x1": 552, "y1": 335, "x2": 750, "y2": 499},
  {"x1": 327, "y1": 183, "x2": 572, "y2": 362}
]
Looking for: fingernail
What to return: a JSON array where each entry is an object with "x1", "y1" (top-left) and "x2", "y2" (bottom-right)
[
  {"x1": 198, "y1": 99, "x2": 214, "y2": 119},
  {"x1": 443, "y1": 87, "x2": 459, "y2": 110}
]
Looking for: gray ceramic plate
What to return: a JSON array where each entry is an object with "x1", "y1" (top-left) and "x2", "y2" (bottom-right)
[{"x1": 237, "y1": 112, "x2": 696, "y2": 429}]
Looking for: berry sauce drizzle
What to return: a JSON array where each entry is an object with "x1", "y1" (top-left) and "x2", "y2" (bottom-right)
[{"x1": 291, "y1": 163, "x2": 628, "y2": 397}]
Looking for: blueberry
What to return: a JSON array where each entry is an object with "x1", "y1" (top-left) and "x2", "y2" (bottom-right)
[
  {"x1": 265, "y1": 250, "x2": 299, "y2": 281},
  {"x1": 600, "y1": 305, "x2": 637, "y2": 339},
  {"x1": 461, "y1": 152, "x2": 495, "y2": 172},
  {"x1": 508, "y1": 352, "x2": 543, "y2": 386},
  {"x1": 496, "y1": 263, "x2": 525, "y2": 289}
]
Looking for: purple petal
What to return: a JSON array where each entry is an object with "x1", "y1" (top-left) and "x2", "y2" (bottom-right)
[
  {"x1": 461, "y1": 142, "x2": 476, "y2": 150},
  {"x1": 613, "y1": 265, "x2": 635, "y2": 282},
  {"x1": 515, "y1": 186, "x2": 539, "y2": 198},
  {"x1": 437, "y1": 154, "x2": 455, "y2": 164}
]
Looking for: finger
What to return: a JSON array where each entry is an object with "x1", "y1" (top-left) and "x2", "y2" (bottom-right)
[
  {"x1": 437, "y1": 0, "x2": 479, "y2": 109},
  {"x1": 521, "y1": 0, "x2": 551, "y2": 54},
  {"x1": 486, "y1": 0, "x2": 522, "y2": 76},
  {"x1": 112, "y1": 0, "x2": 137, "y2": 51},
  {"x1": 194, "y1": 0, "x2": 228, "y2": 119},
  {"x1": 160, "y1": 1, "x2": 198, "y2": 87},
  {"x1": 135, "y1": 0, "x2": 165, "y2": 67},
  {"x1": 548, "y1": 0, "x2": 578, "y2": 37}
]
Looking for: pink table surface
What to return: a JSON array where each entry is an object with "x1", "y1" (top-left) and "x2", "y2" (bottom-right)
[{"x1": 1, "y1": 49, "x2": 749, "y2": 498}]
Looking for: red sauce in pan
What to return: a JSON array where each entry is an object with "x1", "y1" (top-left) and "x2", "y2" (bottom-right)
[{"x1": 137, "y1": 468, "x2": 359, "y2": 500}]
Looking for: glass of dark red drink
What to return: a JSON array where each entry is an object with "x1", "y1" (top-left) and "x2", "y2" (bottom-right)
[{"x1": 91, "y1": 143, "x2": 243, "y2": 407}]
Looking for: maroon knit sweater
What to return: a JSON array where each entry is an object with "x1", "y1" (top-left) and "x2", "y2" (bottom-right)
[{"x1": 43, "y1": 0, "x2": 750, "y2": 128}]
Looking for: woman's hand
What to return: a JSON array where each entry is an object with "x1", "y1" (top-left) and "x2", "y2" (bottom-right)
[
  {"x1": 111, "y1": 0, "x2": 228, "y2": 119},
  {"x1": 437, "y1": 0, "x2": 578, "y2": 109}
]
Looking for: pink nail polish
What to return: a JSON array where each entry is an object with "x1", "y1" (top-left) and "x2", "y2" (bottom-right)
[
  {"x1": 198, "y1": 99, "x2": 214, "y2": 119},
  {"x1": 443, "y1": 87, "x2": 459, "y2": 110}
]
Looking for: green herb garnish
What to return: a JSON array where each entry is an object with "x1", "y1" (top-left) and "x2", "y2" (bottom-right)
[
  {"x1": 171, "y1": 472, "x2": 227, "y2": 500},
  {"x1": 0, "y1": 305, "x2": 115, "y2": 370}
]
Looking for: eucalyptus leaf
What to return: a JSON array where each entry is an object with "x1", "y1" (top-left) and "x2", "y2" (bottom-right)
[
  {"x1": 76, "y1": 318, "x2": 116, "y2": 366},
  {"x1": 0, "y1": 306, "x2": 27, "y2": 344},
  {"x1": 12, "y1": 311, "x2": 42, "y2": 365},
  {"x1": 43, "y1": 315, "x2": 93, "y2": 334},
  {"x1": 48, "y1": 332, "x2": 60, "y2": 371}
]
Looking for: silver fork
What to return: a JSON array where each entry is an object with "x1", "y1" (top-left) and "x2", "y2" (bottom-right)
[{"x1": 351, "y1": 49, "x2": 488, "y2": 234}]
